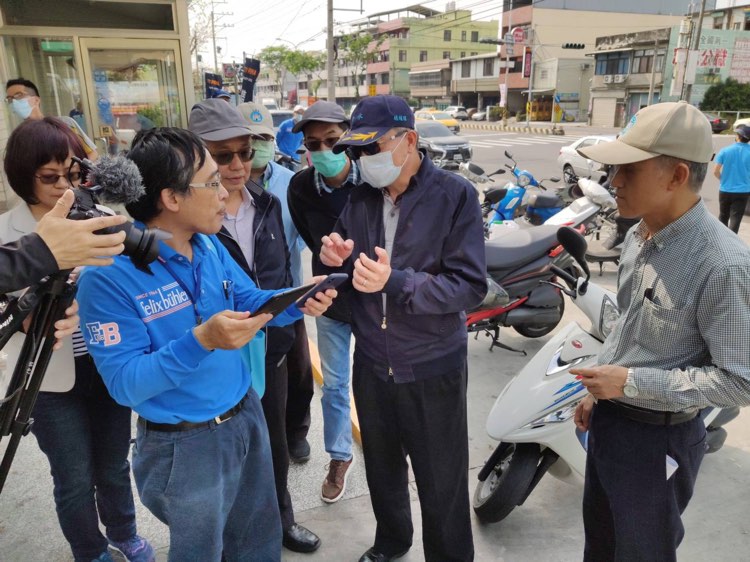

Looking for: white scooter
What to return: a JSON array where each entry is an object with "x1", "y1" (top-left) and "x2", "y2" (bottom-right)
[{"x1": 473, "y1": 227, "x2": 740, "y2": 524}]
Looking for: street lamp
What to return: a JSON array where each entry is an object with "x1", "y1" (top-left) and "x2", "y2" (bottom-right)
[{"x1": 275, "y1": 37, "x2": 313, "y2": 50}]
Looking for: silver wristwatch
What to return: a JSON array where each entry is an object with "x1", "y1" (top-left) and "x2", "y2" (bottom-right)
[{"x1": 623, "y1": 367, "x2": 639, "y2": 398}]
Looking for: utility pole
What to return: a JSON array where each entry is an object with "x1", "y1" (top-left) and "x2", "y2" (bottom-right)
[
  {"x1": 502, "y1": 0, "x2": 512, "y2": 118},
  {"x1": 327, "y1": 0, "x2": 336, "y2": 102},
  {"x1": 647, "y1": 32, "x2": 658, "y2": 106},
  {"x1": 684, "y1": 0, "x2": 708, "y2": 103},
  {"x1": 210, "y1": 1, "x2": 232, "y2": 74}
]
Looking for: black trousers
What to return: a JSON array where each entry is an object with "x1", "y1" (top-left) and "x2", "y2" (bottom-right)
[
  {"x1": 261, "y1": 354, "x2": 295, "y2": 530},
  {"x1": 285, "y1": 319, "x2": 314, "y2": 446},
  {"x1": 718, "y1": 191, "x2": 750, "y2": 233},
  {"x1": 583, "y1": 401, "x2": 706, "y2": 562},
  {"x1": 352, "y1": 358, "x2": 474, "y2": 562}
]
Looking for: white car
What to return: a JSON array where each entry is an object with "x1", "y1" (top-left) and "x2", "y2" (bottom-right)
[{"x1": 557, "y1": 135, "x2": 616, "y2": 186}]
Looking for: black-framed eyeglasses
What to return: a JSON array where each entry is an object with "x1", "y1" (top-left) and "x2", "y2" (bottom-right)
[
  {"x1": 348, "y1": 129, "x2": 408, "y2": 159},
  {"x1": 35, "y1": 171, "x2": 81, "y2": 185},
  {"x1": 303, "y1": 137, "x2": 340, "y2": 152},
  {"x1": 210, "y1": 147, "x2": 255, "y2": 166}
]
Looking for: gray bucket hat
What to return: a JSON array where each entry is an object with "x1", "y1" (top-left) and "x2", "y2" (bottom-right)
[{"x1": 189, "y1": 98, "x2": 252, "y2": 141}]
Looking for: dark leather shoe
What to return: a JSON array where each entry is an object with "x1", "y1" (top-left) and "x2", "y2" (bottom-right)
[
  {"x1": 358, "y1": 546, "x2": 409, "y2": 562},
  {"x1": 288, "y1": 438, "x2": 311, "y2": 463},
  {"x1": 282, "y1": 523, "x2": 321, "y2": 553}
]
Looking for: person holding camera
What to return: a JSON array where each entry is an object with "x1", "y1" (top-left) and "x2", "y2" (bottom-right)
[
  {"x1": 76, "y1": 127, "x2": 336, "y2": 561},
  {"x1": 0, "y1": 117, "x2": 154, "y2": 562}
]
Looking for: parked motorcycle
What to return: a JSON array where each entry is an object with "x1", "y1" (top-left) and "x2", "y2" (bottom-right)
[
  {"x1": 462, "y1": 151, "x2": 564, "y2": 227},
  {"x1": 466, "y1": 224, "x2": 577, "y2": 352},
  {"x1": 473, "y1": 226, "x2": 741, "y2": 523}
]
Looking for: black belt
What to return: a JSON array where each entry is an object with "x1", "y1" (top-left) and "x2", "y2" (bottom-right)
[
  {"x1": 138, "y1": 395, "x2": 248, "y2": 433},
  {"x1": 601, "y1": 399, "x2": 699, "y2": 426}
]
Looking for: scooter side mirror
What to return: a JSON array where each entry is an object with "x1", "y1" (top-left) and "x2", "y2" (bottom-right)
[
  {"x1": 504, "y1": 150, "x2": 513, "y2": 160},
  {"x1": 549, "y1": 176, "x2": 561, "y2": 183},
  {"x1": 466, "y1": 162, "x2": 486, "y2": 176},
  {"x1": 557, "y1": 226, "x2": 590, "y2": 279},
  {"x1": 488, "y1": 168, "x2": 506, "y2": 177}
]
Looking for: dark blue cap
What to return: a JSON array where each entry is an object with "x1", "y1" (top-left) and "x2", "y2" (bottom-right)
[
  {"x1": 333, "y1": 95, "x2": 414, "y2": 153},
  {"x1": 736, "y1": 124, "x2": 750, "y2": 140},
  {"x1": 214, "y1": 89, "x2": 231, "y2": 99}
]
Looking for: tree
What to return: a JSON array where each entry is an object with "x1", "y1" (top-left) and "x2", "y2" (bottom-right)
[
  {"x1": 258, "y1": 45, "x2": 292, "y2": 103},
  {"x1": 187, "y1": 0, "x2": 212, "y2": 92},
  {"x1": 286, "y1": 51, "x2": 326, "y2": 99},
  {"x1": 337, "y1": 32, "x2": 384, "y2": 100},
  {"x1": 700, "y1": 78, "x2": 750, "y2": 112}
]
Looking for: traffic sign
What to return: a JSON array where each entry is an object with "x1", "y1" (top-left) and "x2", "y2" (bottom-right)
[
  {"x1": 504, "y1": 33, "x2": 514, "y2": 45},
  {"x1": 512, "y1": 27, "x2": 525, "y2": 44}
]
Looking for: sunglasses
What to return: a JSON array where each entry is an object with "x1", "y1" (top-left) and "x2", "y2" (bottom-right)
[
  {"x1": 349, "y1": 130, "x2": 408, "y2": 159},
  {"x1": 303, "y1": 137, "x2": 340, "y2": 152},
  {"x1": 35, "y1": 171, "x2": 82, "y2": 185},
  {"x1": 211, "y1": 147, "x2": 255, "y2": 166}
]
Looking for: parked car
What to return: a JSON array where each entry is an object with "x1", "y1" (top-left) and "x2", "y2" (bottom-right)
[
  {"x1": 471, "y1": 110, "x2": 487, "y2": 121},
  {"x1": 415, "y1": 121, "x2": 472, "y2": 169},
  {"x1": 445, "y1": 105, "x2": 469, "y2": 120},
  {"x1": 703, "y1": 112, "x2": 729, "y2": 133},
  {"x1": 557, "y1": 135, "x2": 616, "y2": 186},
  {"x1": 466, "y1": 107, "x2": 478, "y2": 119},
  {"x1": 414, "y1": 110, "x2": 460, "y2": 133},
  {"x1": 269, "y1": 109, "x2": 294, "y2": 134}
]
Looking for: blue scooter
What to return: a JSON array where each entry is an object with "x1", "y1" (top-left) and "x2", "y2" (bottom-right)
[{"x1": 483, "y1": 150, "x2": 564, "y2": 226}]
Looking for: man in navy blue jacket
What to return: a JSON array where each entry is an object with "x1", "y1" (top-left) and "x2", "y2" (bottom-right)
[{"x1": 320, "y1": 95, "x2": 487, "y2": 562}]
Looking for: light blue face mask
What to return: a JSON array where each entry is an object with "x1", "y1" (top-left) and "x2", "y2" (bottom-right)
[
  {"x1": 251, "y1": 140, "x2": 275, "y2": 168},
  {"x1": 310, "y1": 149, "x2": 347, "y2": 178},
  {"x1": 11, "y1": 98, "x2": 32, "y2": 119}
]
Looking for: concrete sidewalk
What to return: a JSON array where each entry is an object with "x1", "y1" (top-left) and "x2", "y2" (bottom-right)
[{"x1": 459, "y1": 120, "x2": 585, "y2": 135}]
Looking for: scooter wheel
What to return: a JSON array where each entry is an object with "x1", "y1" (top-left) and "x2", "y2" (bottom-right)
[
  {"x1": 473, "y1": 443, "x2": 541, "y2": 523},
  {"x1": 512, "y1": 294, "x2": 565, "y2": 338}
]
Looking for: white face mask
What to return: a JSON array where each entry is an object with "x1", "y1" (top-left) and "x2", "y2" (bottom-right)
[{"x1": 358, "y1": 134, "x2": 408, "y2": 188}]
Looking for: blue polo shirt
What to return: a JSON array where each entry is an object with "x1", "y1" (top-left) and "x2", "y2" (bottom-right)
[
  {"x1": 77, "y1": 233, "x2": 302, "y2": 423},
  {"x1": 275, "y1": 118, "x2": 303, "y2": 162},
  {"x1": 716, "y1": 142, "x2": 750, "y2": 193}
]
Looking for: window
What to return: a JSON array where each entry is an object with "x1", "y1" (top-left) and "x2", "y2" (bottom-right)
[
  {"x1": 461, "y1": 30, "x2": 467, "y2": 42},
  {"x1": 399, "y1": 49, "x2": 407, "y2": 62},
  {"x1": 443, "y1": 51, "x2": 451, "y2": 59},
  {"x1": 460, "y1": 51, "x2": 466, "y2": 58},
  {"x1": 444, "y1": 30, "x2": 451, "y2": 41},
  {"x1": 409, "y1": 71, "x2": 442, "y2": 88},
  {"x1": 471, "y1": 31, "x2": 479, "y2": 42},
  {"x1": 631, "y1": 49, "x2": 653, "y2": 74},
  {"x1": 420, "y1": 50, "x2": 428, "y2": 62},
  {"x1": 461, "y1": 60, "x2": 471, "y2": 78},
  {"x1": 594, "y1": 51, "x2": 630, "y2": 75},
  {"x1": 470, "y1": 52, "x2": 478, "y2": 56},
  {"x1": 381, "y1": 72, "x2": 389, "y2": 85},
  {"x1": 483, "y1": 58, "x2": 494, "y2": 76}
]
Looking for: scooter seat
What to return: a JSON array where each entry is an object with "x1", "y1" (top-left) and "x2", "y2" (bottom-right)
[
  {"x1": 527, "y1": 192, "x2": 564, "y2": 209},
  {"x1": 484, "y1": 186, "x2": 508, "y2": 205},
  {"x1": 485, "y1": 225, "x2": 561, "y2": 271}
]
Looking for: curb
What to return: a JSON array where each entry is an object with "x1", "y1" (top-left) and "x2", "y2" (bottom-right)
[
  {"x1": 459, "y1": 121, "x2": 566, "y2": 135},
  {"x1": 308, "y1": 338, "x2": 362, "y2": 445}
]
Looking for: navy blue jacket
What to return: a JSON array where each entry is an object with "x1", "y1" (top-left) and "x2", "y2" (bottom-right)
[{"x1": 329, "y1": 154, "x2": 486, "y2": 382}]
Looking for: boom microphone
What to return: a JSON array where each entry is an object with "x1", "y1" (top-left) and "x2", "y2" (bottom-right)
[{"x1": 83, "y1": 155, "x2": 145, "y2": 204}]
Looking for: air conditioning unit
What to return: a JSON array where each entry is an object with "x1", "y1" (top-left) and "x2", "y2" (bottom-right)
[
  {"x1": 603, "y1": 75, "x2": 613, "y2": 84},
  {"x1": 614, "y1": 74, "x2": 627, "y2": 83}
]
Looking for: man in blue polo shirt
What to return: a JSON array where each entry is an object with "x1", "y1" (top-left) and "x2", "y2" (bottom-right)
[
  {"x1": 275, "y1": 105, "x2": 305, "y2": 170},
  {"x1": 714, "y1": 124, "x2": 750, "y2": 233},
  {"x1": 77, "y1": 127, "x2": 336, "y2": 561}
]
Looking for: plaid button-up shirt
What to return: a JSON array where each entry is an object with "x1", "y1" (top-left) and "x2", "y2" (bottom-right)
[{"x1": 598, "y1": 201, "x2": 750, "y2": 412}]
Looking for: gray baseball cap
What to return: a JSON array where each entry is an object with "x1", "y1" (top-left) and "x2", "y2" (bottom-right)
[
  {"x1": 188, "y1": 98, "x2": 252, "y2": 142},
  {"x1": 292, "y1": 101, "x2": 349, "y2": 133}
]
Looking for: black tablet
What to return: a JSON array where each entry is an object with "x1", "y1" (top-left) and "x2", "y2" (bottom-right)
[{"x1": 250, "y1": 283, "x2": 315, "y2": 318}]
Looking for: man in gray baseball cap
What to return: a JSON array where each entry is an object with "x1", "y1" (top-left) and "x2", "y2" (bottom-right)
[
  {"x1": 571, "y1": 100, "x2": 750, "y2": 560},
  {"x1": 189, "y1": 98, "x2": 323, "y2": 554}
]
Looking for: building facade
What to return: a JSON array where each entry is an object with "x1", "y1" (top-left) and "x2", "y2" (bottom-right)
[{"x1": 0, "y1": 0, "x2": 193, "y2": 210}]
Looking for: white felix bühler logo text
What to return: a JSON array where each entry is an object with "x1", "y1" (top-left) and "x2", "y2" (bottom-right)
[{"x1": 138, "y1": 282, "x2": 191, "y2": 322}]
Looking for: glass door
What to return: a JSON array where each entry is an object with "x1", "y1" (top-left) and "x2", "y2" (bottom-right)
[{"x1": 79, "y1": 38, "x2": 186, "y2": 155}]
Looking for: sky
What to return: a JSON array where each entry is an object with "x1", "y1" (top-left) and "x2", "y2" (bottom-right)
[{"x1": 200, "y1": 0, "x2": 504, "y2": 65}]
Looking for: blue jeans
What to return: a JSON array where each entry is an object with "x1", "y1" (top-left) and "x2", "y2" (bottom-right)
[
  {"x1": 132, "y1": 391, "x2": 282, "y2": 562},
  {"x1": 315, "y1": 315, "x2": 353, "y2": 461},
  {"x1": 31, "y1": 355, "x2": 136, "y2": 562}
]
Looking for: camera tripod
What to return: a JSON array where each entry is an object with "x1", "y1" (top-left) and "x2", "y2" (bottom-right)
[{"x1": 0, "y1": 271, "x2": 75, "y2": 494}]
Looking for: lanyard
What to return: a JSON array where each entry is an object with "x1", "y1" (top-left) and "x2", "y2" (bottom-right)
[{"x1": 157, "y1": 256, "x2": 203, "y2": 325}]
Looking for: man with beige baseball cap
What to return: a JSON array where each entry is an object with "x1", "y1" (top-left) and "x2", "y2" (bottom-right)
[{"x1": 570, "y1": 101, "x2": 750, "y2": 561}]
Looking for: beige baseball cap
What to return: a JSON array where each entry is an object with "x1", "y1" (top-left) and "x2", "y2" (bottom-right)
[
  {"x1": 578, "y1": 101, "x2": 713, "y2": 165},
  {"x1": 237, "y1": 102, "x2": 275, "y2": 138}
]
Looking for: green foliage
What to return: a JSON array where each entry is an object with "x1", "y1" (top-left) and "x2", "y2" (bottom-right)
[
  {"x1": 337, "y1": 32, "x2": 385, "y2": 99},
  {"x1": 137, "y1": 106, "x2": 164, "y2": 128},
  {"x1": 488, "y1": 106, "x2": 503, "y2": 121},
  {"x1": 285, "y1": 51, "x2": 325, "y2": 76},
  {"x1": 700, "y1": 78, "x2": 750, "y2": 112}
]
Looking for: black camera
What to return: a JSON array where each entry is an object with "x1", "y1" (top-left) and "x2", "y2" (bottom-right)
[{"x1": 70, "y1": 156, "x2": 170, "y2": 270}]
